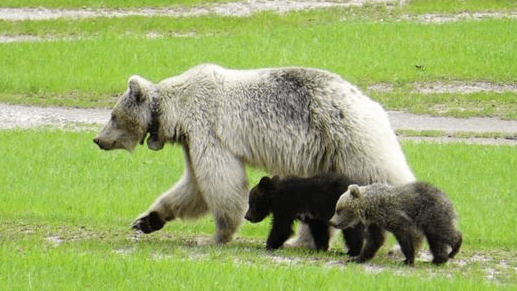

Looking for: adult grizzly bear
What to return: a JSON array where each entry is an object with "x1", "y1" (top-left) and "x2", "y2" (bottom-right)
[{"x1": 93, "y1": 64, "x2": 415, "y2": 245}]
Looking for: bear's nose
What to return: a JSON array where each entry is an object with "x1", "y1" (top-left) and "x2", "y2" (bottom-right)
[{"x1": 93, "y1": 138, "x2": 100, "y2": 145}]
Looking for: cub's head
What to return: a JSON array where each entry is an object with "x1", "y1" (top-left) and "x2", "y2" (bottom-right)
[
  {"x1": 244, "y1": 176, "x2": 278, "y2": 223},
  {"x1": 329, "y1": 184, "x2": 362, "y2": 229},
  {"x1": 93, "y1": 76, "x2": 164, "y2": 151}
]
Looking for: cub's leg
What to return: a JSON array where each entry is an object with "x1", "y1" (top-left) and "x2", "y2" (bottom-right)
[
  {"x1": 353, "y1": 224, "x2": 385, "y2": 263},
  {"x1": 342, "y1": 223, "x2": 366, "y2": 256},
  {"x1": 267, "y1": 215, "x2": 297, "y2": 250},
  {"x1": 306, "y1": 219, "x2": 330, "y2": 251},
  {"x1": 449, "y1": 231, "x2": 463, "y2": 259},
  {"x1": 426, "y1": 231, "x2": 457, "y2": 265},
  {"x1": 391, "y1": 225, "x2": 421, "y2": 266}
]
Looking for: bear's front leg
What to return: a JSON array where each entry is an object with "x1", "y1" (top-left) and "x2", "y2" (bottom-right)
[
  {"x1": 353, "y1": 224, "x2": 385, "y2": 263},
  {"x1": 391, "y1": 225, "x2": 420, "y2": 267},
  {"x1": 132, "y1": 159, "x2": 209, "y2": 234},
  {"x1": 341, "y1": 223, "x2": 366, "y2": 256},
  {"x1": 266, "y1": 215, "x2": 296, "y2": 250},
  {"x1": 131, "y1": 211, "x2": 167, "y2": 234}
]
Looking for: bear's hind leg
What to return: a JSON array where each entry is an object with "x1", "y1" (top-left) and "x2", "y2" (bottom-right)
[
  {"x1": 192, "y1": 144, "x2": 249, "y2": 244},
  {"x1": 449, "y1": 231, "x2": 462, "y2": 259},
  {"x1": 285, "y1": 223, "x2": 316, "y2": 249},
  {"x1": 428, "y1": 240, "x2": 449, "y2": 265}
]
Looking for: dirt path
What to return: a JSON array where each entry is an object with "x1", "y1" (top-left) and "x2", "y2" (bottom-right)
[
  {"x1": 1, "y1": 0, "x2": 515, "y2": 23},
  {"x1": 1, "y1": 103, "x2": 516, "y2": 145},
  {"x1": 0, "y1": 1, "x2": 399, "y2": 21}
]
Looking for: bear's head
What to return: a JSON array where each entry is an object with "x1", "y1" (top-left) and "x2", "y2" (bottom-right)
[
  {"x1": 329, "y1": 184, "x2": 362, "y2": 229},
  {"x1": 244, "y1": 176, "x2": 279, "y2": 223},
  {"x1": 93, "y1": 76, "x2": 165, "y2": 151}
]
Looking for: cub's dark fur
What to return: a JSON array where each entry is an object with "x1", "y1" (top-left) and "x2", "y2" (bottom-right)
[{"x1": 245, "y1": 173, "x2": 364, "y2": 253}]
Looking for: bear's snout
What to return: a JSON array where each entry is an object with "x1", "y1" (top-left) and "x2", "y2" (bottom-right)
[
  {"x1": 328, "y1": 215, "x2": 341, "y2": 228},
  {"x1": 93, "y1": 137, "x2": 115, "y2": 150},
  {"x1": 244, "y1": 211, "x2": 259, "y2": 223}
]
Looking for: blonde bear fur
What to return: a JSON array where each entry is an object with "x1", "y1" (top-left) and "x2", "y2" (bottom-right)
[{"x1": 93, "y1": 64, "x2": 415, "y2": 245}]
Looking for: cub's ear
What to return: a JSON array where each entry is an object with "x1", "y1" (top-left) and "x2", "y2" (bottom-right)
[
  {"x1": 348, "y1": 184, "x2": 361, "y2": 199},
  {"x1": 259, "y1": 176, "x2": 275, "y2": 190},
  {"x1": 128, "y1": 75, "x2": 147, "y2": 104}
]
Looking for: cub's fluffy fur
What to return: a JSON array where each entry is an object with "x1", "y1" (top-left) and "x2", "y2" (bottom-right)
[
  {"x1": 245, "y1": 173, "x2": 364, "y2": 253},
  {"x1": 330, "y1": 182, "x2": 462, "y2": 266}
]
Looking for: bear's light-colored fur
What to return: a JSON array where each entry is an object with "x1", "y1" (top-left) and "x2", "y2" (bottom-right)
[{"x1": 94, "y1": 64, "x2": 415, "y2": 245}]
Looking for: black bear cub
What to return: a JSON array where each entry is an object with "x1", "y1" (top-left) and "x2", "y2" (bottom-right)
[{"x1": 245, "y1": 173, "x2": 364, "y2": 253}]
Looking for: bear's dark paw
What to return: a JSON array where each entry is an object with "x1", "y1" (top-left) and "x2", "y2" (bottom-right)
[
  {"x1": 347, "y1": 248, "x2": 362, "y2": 257},
  {"x1": 403, "y1": 259, "x2": 415, "y2": 267},
  {"x1": 131, "y1": 211, "x2": 165, "y2": 234},
  {"x1": 347, "y1": 256, "x2": 366, "y2": 264}
]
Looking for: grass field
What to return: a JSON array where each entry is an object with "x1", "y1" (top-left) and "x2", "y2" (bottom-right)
[
  {"x1": 1, "y1": 0, "x2": 517, "y2": 290},
  {"x1": 1, "y1": 1, "x2": 517, "y2": 118},
  {"x1": 1, "y1": 129, "x2": 516, "y2": 289}
]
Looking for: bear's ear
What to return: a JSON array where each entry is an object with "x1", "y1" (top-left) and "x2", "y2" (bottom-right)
[
  {"x1": 259, "y1": 176, "x2": 275, "y2": 190},
  {"x1": 348, "y1": 184, "x2": 361, "y2": 199},
  {"x1": 128, "y1": 76, "x2": 146, "y2": 104}
]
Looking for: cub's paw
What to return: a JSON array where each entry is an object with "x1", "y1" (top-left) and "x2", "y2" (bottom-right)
[
  {"x1": 131, "y1": 211, "x2": 165, "y2": 234},
  {"x1": 347, "y1": 256, "x2": 367, "y2": 264}
]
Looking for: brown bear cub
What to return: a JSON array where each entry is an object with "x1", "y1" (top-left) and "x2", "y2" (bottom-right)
[
  {"x1": 245, "y1": 173, "x2": 364, "y2": 253},
  {"x1": 329, "y1": 182, "x2": 462, "y2": 266}
]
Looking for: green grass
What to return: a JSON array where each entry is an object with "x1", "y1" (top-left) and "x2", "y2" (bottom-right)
[
  {"x1": 405, "y1": 0, "x2": 517, "y2": 13},
  {"x1": 1, "y1": 17, "x2": 516, "y2": 103},
  {"x1": 2, "y1": 130, "x2": 516, "y2": 248},
  {"x1": 1, "y1": 2, "x2": 517, "y2": 117},
  {"x1": 373, "y1": 90, "x2": 517, "y2": 120},
  {"x1": 396, "y1": 129, "x2": 517, "y2": 140},
  {"x1": 1, "y1": 129, "x2": 516, "y2": 289}
]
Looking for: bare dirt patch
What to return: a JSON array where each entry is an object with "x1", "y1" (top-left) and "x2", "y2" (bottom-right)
[
  {"x1": 0, "y1": 0, "x2": 399, "y2": 21},
  {"x1": 369, "y1": 81, "x2": 517, "y2": 94}
]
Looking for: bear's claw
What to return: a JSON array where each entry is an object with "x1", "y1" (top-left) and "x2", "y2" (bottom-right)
[{"x1": 131, "y1": 211, "x2": 165, "y2": 234}]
